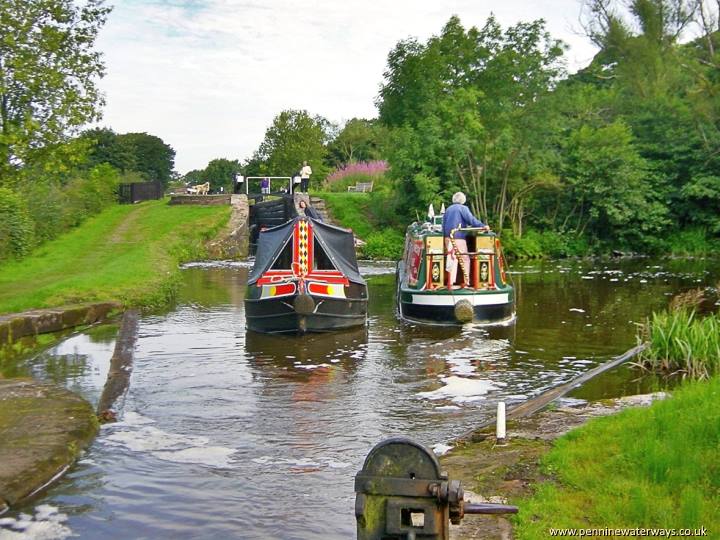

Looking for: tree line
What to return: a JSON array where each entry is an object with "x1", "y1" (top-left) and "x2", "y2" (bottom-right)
[{"x1": 1, "y1": 0, "x2": 718, "y2": 261}]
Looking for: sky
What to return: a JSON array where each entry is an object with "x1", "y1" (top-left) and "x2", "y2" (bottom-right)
[{"x1": 96, "y1": 0, "x2": 600, "y2": 174}]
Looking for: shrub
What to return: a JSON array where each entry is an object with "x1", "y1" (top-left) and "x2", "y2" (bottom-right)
[
  {"x1": 61, "y1": 164, "x2": 121, "y2": 229},
  {"x1": 362, "y1": 228, "x2": 404, "y2": 260},
  {"x1": 502, "y1": 229, "x2": 593, "y2": 259},
  {"x1": 666, "y1": 228, "x2": 718, "y2": 256},
  {"x1": 0, "y1": 188, "x2": 35, "y2": 260}
]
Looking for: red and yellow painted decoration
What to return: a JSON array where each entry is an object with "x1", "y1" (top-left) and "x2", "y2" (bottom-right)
[
  {"x1": 293, "y1": 220, "x2": 313, "y2": 276},
  {"x1": 260, "y1": 282, "x2": 297, "y2": 299},
  {"x1": 257, "y1": 219, "x2": 349, "y2": 299},
  {"x1": 307, "y1": 281, "x2": 346, "y2": 298}
]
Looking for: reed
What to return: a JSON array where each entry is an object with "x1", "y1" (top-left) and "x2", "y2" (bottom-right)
[{"x1": 636, "y1": 309, "x2": 720, "y2": 379}]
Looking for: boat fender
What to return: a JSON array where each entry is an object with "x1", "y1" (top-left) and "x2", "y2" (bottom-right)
[
  {"x1": 454, "y1": 300, "x2": 474, "y2": 323},
  {"x1": 294, "y1": 294, "x2": 316, "y2": 315}
]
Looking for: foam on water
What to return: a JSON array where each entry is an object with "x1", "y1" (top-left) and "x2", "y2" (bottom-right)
[
  {"x1": 152, "y1": 447, "x2": 237, "y2": 468},
  {"x1": 251, "y1": 455, "x2": 352, "y2": 470},
  {"x1": 417, "y1": 376, "x2": 500, "y2": 403},
  {"x1": 0, "y1": 506, "x2": 71, "y2": 540},
  {"x1": 101, "y1": 412, "x2": 236, "y2": 468}
]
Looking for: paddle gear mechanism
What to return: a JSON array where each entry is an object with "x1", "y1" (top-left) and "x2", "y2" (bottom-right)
[{"x1": 355, "y1": 437, "x2": 517, "y2": 539}]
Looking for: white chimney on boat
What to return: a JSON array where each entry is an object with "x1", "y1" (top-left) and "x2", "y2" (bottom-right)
[{"x1": 427, "y1": 204, "x2": 435, "y2": 219}]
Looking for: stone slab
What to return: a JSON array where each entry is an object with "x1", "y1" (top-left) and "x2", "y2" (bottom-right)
[{"x1": 0, "y1": 379, "x2": 98, "y2": 512}]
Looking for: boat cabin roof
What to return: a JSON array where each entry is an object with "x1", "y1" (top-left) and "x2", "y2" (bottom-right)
[{"x1": 248, "y1": 216, "x2": 365, "y2": 286}]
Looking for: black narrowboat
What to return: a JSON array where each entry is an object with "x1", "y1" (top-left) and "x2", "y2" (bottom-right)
[{"x1": 245, "y1": 216, "x2": 368, "y2": 333}]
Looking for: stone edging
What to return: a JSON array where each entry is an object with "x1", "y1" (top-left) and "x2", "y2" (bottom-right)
[{"x1": 0, "y1": 302, "x2": 121, "y2": 348}]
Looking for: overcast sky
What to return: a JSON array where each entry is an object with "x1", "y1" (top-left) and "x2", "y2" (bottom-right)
[{"x1": 96, "y1": 0, "x2": 599, "y2": 173}]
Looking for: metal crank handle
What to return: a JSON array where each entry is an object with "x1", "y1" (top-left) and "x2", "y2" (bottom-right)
[{"x1": 463, "y1": 503, "x2": 519, "y2": 515}]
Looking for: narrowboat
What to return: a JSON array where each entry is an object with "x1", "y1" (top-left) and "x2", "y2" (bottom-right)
[
  {"x1": 396, "y1": 210, "x2": 515, "y2": 325},
  {"x1": 245, "y1": 216, "x2": 368, "y2": 333}
]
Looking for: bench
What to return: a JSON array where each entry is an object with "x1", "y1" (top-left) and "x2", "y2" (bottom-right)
[{"x1": 347, "y1": 181, "x2": 374, "y2": 193}]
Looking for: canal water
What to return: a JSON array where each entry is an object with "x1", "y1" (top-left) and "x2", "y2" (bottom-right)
[{"x1": 1, "y1": 258, "x2": 718, "y2": 539}]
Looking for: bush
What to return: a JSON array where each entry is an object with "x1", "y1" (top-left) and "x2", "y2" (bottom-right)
[
  {"x1": 362, "y1": 228, "x2": 404, "y2": 260},
  {"x1": 61, "y1": 164, "x2": 121, "y2": 229},
  {"x1": 0, "y1": 188, "x2": 35, "y2": 260},
  {"x1": 665, "y1": 228, "x2": 719, "y2": 256},
  {"x1": 502, "y1": 229, "x2": 592, "y2": 259}
]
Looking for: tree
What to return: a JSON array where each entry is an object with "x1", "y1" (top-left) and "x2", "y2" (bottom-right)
[
  {"x1": 560, "y1": 120, "x2": 669, "y2": 245},
  {"x1": 326, "y1": 118, "x2": 388, "y2": 166},
  {"x1": 80, "y1": 128, "x2": 136, "y2": 172},
  {"x1": 0, "y1": 0, "x2": 111, "y2": 181},
  {"x1": 379, "y1": 16, "x2": 566, "y2": 232},
  {"x1": 117, "y1": 132, "x2": 175, "y2": 186},
  {"x1": 252, "y1": 110, "x2": 331, "y2": 186},
  {"x1": 201, "y1": 158, "x2": 241, "y2": 192}
]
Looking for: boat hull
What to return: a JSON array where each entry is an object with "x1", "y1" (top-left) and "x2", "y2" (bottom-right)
[
  {"x1": 245, "y1": 290, "x2": 368, "y2": 334},
  {"x1": 398, "y1": 291, "x2": 514, "y2": 325}
]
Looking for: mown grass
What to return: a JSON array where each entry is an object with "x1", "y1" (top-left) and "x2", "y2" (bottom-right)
[
  {"x1": 514, "y1": 377, "x2": 720, "y2": 538},
  {"x1": 0, "y1": 200, "x2": 230, "y2": 314},
  {"x1": 636, "y1": 310, "x2": 720, "y2": 379}
]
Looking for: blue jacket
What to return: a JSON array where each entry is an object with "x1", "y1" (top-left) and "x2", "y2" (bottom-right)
[{"x1": 442, "y1": 203, "x2": 485, "y2": 238}]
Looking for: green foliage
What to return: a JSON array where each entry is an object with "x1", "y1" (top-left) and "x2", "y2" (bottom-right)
[
  {"x1": 362, "y1": 228, "x2": 405, "y2": 260},
  {"x1": 561, "y1": 120, "x2": 669, "y2": 245},
  {"x1": 379, "y1": 16, "x2": 566, "y2": 231},
  {"x1": 200, "y1": 158, "x2": 241, "y2": 192},
  {"x1": 515, "y1": 377, "x2": 720, "y2": 537},
  {"x1": 318, "y1": 192, "x2": 374, "y2": 238},
  {"x1": 666, "y1": 227, "x2": 720, "y2": 256},
  {"x1": 0, "y1": 0, "x2": 110, "y2": 181},
  {"x1": 117, "y1": 133, "x2": 175, "y2": 186},
  {"x1": 250, "y1": 109, "x2": 331, "y2": 188},
  {"x1": 326, "y1": 118, "x2": 388, "y2": 167},
  {"x1": 60, "y1": 164, "x2": 121, "y2": 229},
  {"x1": 0, "y1": 188, "x2": 35, "y2": 259},
  {"x1": 80, "y1": 128, "x2": 137, "y2": 172},
  {"x1": 501, "y1": 229, "x2": 591, "y2": 259},
  {"x1": 637, "y1": 310, "x2": 720, "y2": 378}
]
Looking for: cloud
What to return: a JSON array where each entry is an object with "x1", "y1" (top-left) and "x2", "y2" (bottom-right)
[{"x1": 96, "y1": 0, "x2": 599, "y2": 172}]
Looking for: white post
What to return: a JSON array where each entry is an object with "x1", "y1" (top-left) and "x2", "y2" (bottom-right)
[{"x1": 496, "y1": 401, "x2": 507, "y2": 446}]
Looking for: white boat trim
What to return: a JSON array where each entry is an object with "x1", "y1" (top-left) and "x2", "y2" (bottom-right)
[{"x1": 410, "y1": 292, "x2": 510, "y2": 306}]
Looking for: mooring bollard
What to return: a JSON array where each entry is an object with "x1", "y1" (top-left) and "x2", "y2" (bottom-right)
[
  {"x1": 354, "y1": 437, "x2": 518, "y2": 540},
  {"x1": 496, "y1": 401, "x2": 507, "y2": 446}
]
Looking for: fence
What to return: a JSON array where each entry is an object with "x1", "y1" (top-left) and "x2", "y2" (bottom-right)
[{"x1": 118, "y1": 181, "x2": 164, "y2": 204}]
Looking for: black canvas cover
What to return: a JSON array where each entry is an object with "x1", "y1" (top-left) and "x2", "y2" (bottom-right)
[{"x1": 248, "y1": 217, "x2": 365, "y2": 285}]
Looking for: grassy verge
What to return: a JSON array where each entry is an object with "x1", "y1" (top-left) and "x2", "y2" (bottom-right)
[
  {"x1": 0, "y1": 200, "x2": 230, "y2": 314},
  {"x1": 514, "y1": 377, "x2": 720, "y2": 537}
]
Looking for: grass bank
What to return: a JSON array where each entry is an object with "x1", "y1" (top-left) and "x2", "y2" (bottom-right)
[
  {"x1": 0, "y1": 200, "x2": 230, "y2": 314},
  {"x1": 317, "y1": 192, "x2": 405, "y2": 260},
  {"x1": 514, "y1": 377, "x2": 720, "y2": 537}
]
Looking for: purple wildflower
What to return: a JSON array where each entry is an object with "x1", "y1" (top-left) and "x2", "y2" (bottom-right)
[{"x1": 326, "y1": 160, "x2": 389, "y2": 184}]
